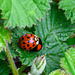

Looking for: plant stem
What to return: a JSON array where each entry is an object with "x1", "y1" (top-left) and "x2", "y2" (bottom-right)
[
  {"x1": 5, "y1": 42, "x2": 19, "y2": 75},
  {"x1": 54, "y1": 33, "x2": 75, "y2": 75},
  {"x1": 19, "y1": 65, "x2": 27, "y2": 74}
]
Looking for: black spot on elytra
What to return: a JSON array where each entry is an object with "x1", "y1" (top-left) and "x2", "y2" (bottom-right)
[
  {"x1": 27, "y1": 44, "x2": 29, "y2": 47},
  {"x1": 22, "y1": 38, "x2": 24, "y2": 40},
  {"x1": 29, "y1": 47, "x2": 31, "y2": 49},
  {"x1": 23, "y1": 42, "x2": 25, "y2": 44},
  {"x1": 27, "y1": 37, "x2": 30, "y2": 39},
  {"x1": 31, "y1": 34, "x2": 32, "y2": 36},
  {"x1": 33, "y1": 44, "x2": 35, "y2": 46},
  {"x1": 23, "y1": 46, "x2": 25, "y2": 48},
  {"x1": 24, "y1": 48, "x2": 26, "y2": 49}
]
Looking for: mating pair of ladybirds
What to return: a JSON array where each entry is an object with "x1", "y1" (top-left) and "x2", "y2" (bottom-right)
[{"x1": 19, "y1": 34, "x2": 42, "y2": 52}]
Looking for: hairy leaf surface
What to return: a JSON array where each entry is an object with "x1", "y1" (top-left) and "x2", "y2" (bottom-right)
[
  {"x1": 0, "y1": 0, "x2": 50, "y2": 28},
  {"x1": 60, "y1": 48, "x2": 75, "y2": 74},
  {"x1": 0, "y1": 24, "x2": 11, "y2": 52},
  {"x1": 0, "y1": 59, "x2": 10, "y2": 75},
  {"x1": 49, "y1": 69, "x2": 69, "y2": 75},
  {"x1": 59, "y1": 0, "x2": 75, "y2": 23},
  {"x1": 12, "y1": 3, "x2": 75, "y2": 75}
]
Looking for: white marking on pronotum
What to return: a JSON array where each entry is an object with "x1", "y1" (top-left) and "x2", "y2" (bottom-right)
[{"x1": 34, "y1": 35, "x2": 39, "y2": 45}]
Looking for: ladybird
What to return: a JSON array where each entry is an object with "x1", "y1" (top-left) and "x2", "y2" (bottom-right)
[{"x1": 19, "y1": 34, "x2": 42, "y2": 51}]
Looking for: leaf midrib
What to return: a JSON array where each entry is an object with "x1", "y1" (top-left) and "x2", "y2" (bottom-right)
[{"x1": 43, "y1": 25, "x2": 75, "y2": 46}]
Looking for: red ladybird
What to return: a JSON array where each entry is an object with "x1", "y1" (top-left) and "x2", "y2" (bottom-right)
[{"x1": 19, "y1": 34, "x2": 42, "y2": 51}]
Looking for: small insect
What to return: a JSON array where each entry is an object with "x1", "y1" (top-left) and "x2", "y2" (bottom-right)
[{"x1": 19, "y1": 34, "x2": 42, "y2": 51}]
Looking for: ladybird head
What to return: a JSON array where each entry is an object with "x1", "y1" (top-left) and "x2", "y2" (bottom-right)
[
  {"x1": 37, "y1": 38, "x2": 42, "y2": 50},
  {"x1": 31, "y1": 36, "x2": 42, "y2": 52},
  {"x1": 34, "y1": 35, "x2": 40, "y2": 45},
  {"x1": 33, "y1": 35, "x2": 42, "y2": 51}
]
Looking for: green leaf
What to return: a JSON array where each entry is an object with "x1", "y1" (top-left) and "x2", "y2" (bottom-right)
[
  {"x1": 59, "y1": 0, "x2": 75, "y2": 24},
  {"x1": 0, "y1": 10, "x2": 1, "y2": 15},
  {"x1": 66, "y1": 37, "x2": 75, "y2": 45},
  {"x1": 0, "y1": 51, "x2": 7, "y2": 60},
  {"x1": 0, "y1": 59, "x2": 10, "y2": 75},
  {"x1": 35, "y1": 3, "x2": 75, "y2": 74},
  {"x1": 60, "y1": 48, "x2": 75, "y2": 74},
  {"x1": 0, "y1": 24, "x2": 11, "y2": 52},
  {"x1": 0, "y1": 44, "x2": 19, "y2": 60},
  {"x1": 0, "y1": 10, "x2": 5, "y2": 24},
  {"x1": 11, "y1": 3, "x2": 75, "y2": 75},
  {"x1": 54, "y1": 34, "x2": 75, "y2": 75},
  {"x1": 8, "y1": 43, "x2": 19, "y2": 58},
  {"x1": 0, "y1": 0, "x2": 50, "y2": 28},
  {"x1": 49, "y1": 69, "x2": 69, "y2": 75}
]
